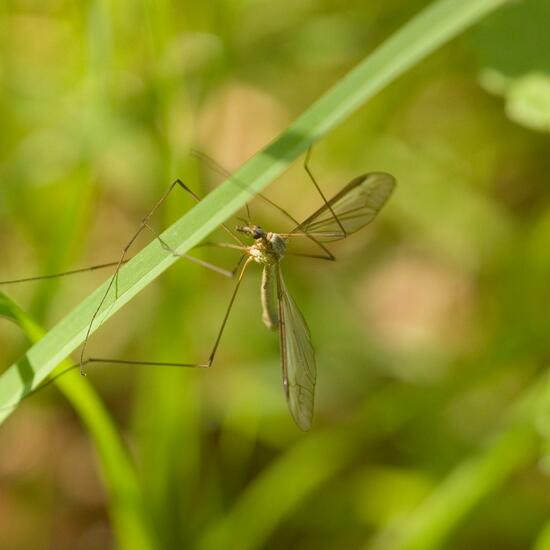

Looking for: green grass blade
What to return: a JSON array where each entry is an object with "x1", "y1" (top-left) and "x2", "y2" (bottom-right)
[
  {"x1": 0, "y1": 0, "x2": 509, "y2": 422},
  {"x1": 197, "y1": 386, "x2": 429, "y2": 550},
  {"x1": 0, "y1": 293, "x2": 158, "y2": 550},
  {"x1": 370, "y1": 373, "x2": 550, "y2": 550}
]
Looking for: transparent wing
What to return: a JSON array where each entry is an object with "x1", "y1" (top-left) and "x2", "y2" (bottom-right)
[
  {"x1": 293, "y1": 172, "x2": 396, "y2": 242},
  {"x1": 276, "y1": 266, "x2": 316, "y2": 431}
]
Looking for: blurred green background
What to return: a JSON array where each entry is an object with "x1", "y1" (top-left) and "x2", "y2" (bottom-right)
[{"x1": 2, "y1": 0, "x2": 550, "y2": 548}]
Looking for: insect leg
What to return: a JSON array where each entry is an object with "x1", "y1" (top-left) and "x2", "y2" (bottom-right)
[
  {"x1": 284, "y1": 251, "x2": 335, "y2": 261},
  {"x1": 303, "y1": 146, "x2": 347, "y2": 238},
  {"x1": 174, "y1": 177, "x2": 244, "y2": 246},
  {"x1": 191, "y1": 150, "x2": 336, "y2": 260},
  {"x1": 79, "y1": 178, "x2": 214, "y2": 372},
  {"x1": 0, "y1": 260, "x2": 130, "y2": 285},
  {"x1": 142, "y1": 221, "x2": 236, "y2": 278},
  {"x1": 203, "y1": 255, "x2": 253, "y2": 366},
  {"x1": 190, "y1": 150, "x2": 253, "y2": 225},
  {"x1": 0, "y1": 254, "x2": 252, "y2": 412},
  {"x1": 79, "y1": 255, "x2": 252, "y2": 370}
]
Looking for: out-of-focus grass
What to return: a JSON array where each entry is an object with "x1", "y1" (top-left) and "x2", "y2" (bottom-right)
[
  {"x1": 371, "y1": 371, "x2": 550, "y2": 550},
  {"x1": 3, "y1": 0, "x2": 550, "y2": 549},
  {"x1": 0, "y1": 292, "x2": 158, "y2": 550}
]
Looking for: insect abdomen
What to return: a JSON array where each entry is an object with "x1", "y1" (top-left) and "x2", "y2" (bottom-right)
[{"x1": 261, "y1": 264, "x2": 279, "y2": 330}]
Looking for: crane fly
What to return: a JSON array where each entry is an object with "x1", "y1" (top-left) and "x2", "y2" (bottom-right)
[
  {"x1": 0, "y1": 153, "x2": 396, "y2": 431},
  {"x1": 227, "y1": 173, "x2": 396, "y2": 429}
]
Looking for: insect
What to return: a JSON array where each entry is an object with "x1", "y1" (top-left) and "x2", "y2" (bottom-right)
[
  {"x1": 223, "y1": 173, "x2": 396, "y2": 429},
  {"x1": 1, "y1": 152, "x2": 396, "y2": 430}
]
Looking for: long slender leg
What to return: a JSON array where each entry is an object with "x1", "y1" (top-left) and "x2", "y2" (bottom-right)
[
  {"x1": 191, "y1": 149, "x2": 254, "y2": 223},
  {"x1": 174, "y1": 178, "x2": 244, "y2": 246},
  {"x1": 191, "y1": 149, "x2": 337, "y2": 261},
  {"x1": 107, "y1": 178, "x2": 244, "y2": 294},
  {"x1": 81, "y1": 222, "x2": 145, "y2": 373},
  {"x1": 192, "y1": 149, "x2": 300, "y2": 229},
  {"x1": 0, "y1": 240, "x2": 247, "y2": 287},
  {"x1": 80, "y1": 178, "x2": 240, "y2": 373},
  {"x1": 1, "y1": 256, "x2": 253, "y2": 411},
  {"x1": 142, "y1": 221, "x2": 239, "y2": 278},
  {"x1": 203, "y1": 255, "x2": 253, "y2": 366},
  {"x1": 303, "y1": 147, "x2": 346, "y2": 237},
  {"x1": 0, "y1": 177, "x2": 244, "y2": 288},
  {"x1": 0, "y1": 260, "x2": 130, "y2": 285},
  {"x1": 195, "y1": 241, "x2": 249, "y2": 252},
  {"x1": 284, "y1": 251, "x2": 335, "y2": 261},
  {"x1": 81, "y1": 179, "x2": 193, "y2": 371},
  {"x1": 81, "y1": 255, "x2": 252, "y2": 370},
  {"x1": 192, "y1": 149, "x2": 340, "y2": 243}
]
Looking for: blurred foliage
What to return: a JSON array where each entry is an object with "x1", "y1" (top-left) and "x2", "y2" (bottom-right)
[
  {"x1": 1, "y1": 0, "x2": 550, "y2": 549},
  {"x1": 474, "y1": 0, "x2": 550, "y2": 132}
]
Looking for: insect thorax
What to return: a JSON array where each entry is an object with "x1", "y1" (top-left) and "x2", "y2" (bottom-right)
[{"x1": 249, "y1": 232, "x2": 286, "y2": 264}]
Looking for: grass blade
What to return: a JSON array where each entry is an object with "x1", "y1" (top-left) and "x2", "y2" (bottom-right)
[{"x1": 369, "y1": 372, "x2": 550, "y2": 550}]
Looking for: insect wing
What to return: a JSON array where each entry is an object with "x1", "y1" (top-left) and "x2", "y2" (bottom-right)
[
  {"x1": 276, "y1": 266, "x2": 316, "y2": 431},
  {"x1": 296, "y1": 172, "x2": 396, "y2": 242}
]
